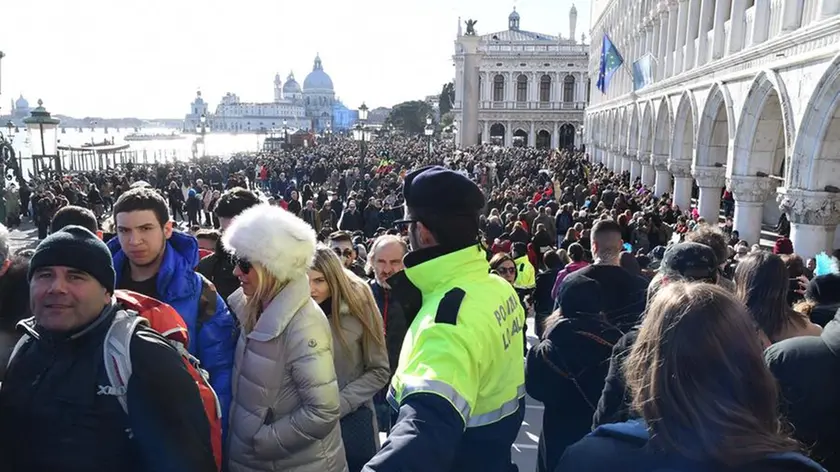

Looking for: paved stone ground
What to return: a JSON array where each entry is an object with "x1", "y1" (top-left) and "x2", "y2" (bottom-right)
[{"x1": 7, "y1": 221, "x2": 40, "y2": 253}]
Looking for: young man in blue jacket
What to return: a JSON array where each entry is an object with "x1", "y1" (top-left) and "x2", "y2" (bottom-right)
[{"x1": 108, "y1": 187, "x2": 237, "y2": 431}]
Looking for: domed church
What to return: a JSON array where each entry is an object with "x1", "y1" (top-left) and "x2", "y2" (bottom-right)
[
  {"x1": 185, "y1": 54, "x2": 339, "y2": 133},
  {"x1": 303, "y1": 54, "x2": 336, "y2": 132}
]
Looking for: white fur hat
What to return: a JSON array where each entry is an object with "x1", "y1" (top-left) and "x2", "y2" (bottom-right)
[{"x1": 222, "y1": 204, "x2": 316, "y2": 282}]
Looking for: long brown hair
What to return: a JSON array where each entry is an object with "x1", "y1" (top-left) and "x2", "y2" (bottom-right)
[
  {"x1": 734, "y1": 251, "x2": 808, "y2": 341},
  {"x1": 625, "y1": 282, "x2": 800, "y2": 466},
  {"x1": 311, "y1": 245, "x2": 385, "y2": 352}
]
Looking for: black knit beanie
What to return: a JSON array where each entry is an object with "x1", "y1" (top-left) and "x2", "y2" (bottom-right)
[{"x1": 28, "y1": 225, "x2": 116, "y2": 293}]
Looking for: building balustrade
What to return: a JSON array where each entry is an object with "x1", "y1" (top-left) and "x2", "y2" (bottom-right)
[{"x1": 478, "y1": 100, "x2": 587, "y2": 111}]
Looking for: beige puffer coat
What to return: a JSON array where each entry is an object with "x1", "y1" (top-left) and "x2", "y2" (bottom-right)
[{"x1": 226, "y1": 276, "x2": 348, "y2": 472}]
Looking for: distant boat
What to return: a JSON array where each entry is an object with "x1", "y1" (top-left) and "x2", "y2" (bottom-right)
[{"x1": 124, "y1": 132, "x2": 185, "y2": 142}]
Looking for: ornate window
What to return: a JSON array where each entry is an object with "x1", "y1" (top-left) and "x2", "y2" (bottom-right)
[
  {"x1": 493, "y1": 74, "x2": 505, "y2": 102},
  {"x1": 564, "y1": 75, "x2": 576, "y2": 103},
  {"x1": 539, "y1": 75, "x2": 552, "y2": 102},
  {"x1": 516, "y1": 74, "x2": 528, "y2": 102}
]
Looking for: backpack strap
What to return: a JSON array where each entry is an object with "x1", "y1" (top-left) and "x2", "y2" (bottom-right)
[
  {"x1": 6, "y1": 334, "x2": 32, "y2": 369},
  {"x1": 102, "y1": 309, "x2": 148, "y2": 413}
]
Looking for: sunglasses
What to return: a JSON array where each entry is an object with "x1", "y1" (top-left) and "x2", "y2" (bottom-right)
[
  {"x1": 333, "y1": 248, "x2": 354, "y2": 258},
  {"x1": 233, "y1": 256, "x2": 252, "y2": 274},
  {"x1": 496, "y1": 266, "x2": 517, "y2": 275}
]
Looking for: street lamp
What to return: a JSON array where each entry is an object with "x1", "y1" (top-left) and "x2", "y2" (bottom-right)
[
  {"x1": 424, "y1": 114, "x2": 434, "y2": 155},
  {"x1": 283, "y1": 119, "x2": 289, "y2": 149},
  {"x1": 354, "y1": 102, "x2": 370, "y2": 169},
  {"x1": 23, "y1": 99, "x2": 61, "y2": 176}
]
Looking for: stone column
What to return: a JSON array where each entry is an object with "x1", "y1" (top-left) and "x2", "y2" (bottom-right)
[
  {"x1": 781, "y1": 0, "x2": 804, "y2": 31},
  {"x1": 641, "y1": 162, "x2": 656, "y2": 187},
  {"x1": 665, "y1": 1, "x2": 679, "y2": 78},
  {"x1": 728, "y1": 0, "x2": 748, "y2": 54},
  {"x1": 684, "y1": 0, "x2": 702, "y2": 70},
  {"x1": 457, "y1": 34, "x2": 481, "y2": 148},
  {"x1": 505, "y1": 122, "x2": 513, "y2": 147},
  {"x1": 529, "y1": 122, "x2": 536, "y2": 147},
  {"x1": 728, "y1": 175, "x2": 777, "y2": 245},
  {"x1": 696, "y1": 0, "x2": 714, "y2": 67},
  {"x1": 630, "y1": 157, "x2": 642, "y2": 182},
  {"x1": 657, "y1": 8, "x2": 670, "y2": 80},
  {"x1": 712, "y1": 0, "x2": 732, "y2": 60},
  {"x1": 674, "y1": 0, "x2": 689, "y2": 74},
  {"x1": 483, "y1": 121, "x2": 490, "y2": 144},
  {"x1": 621, "y1": 154, "x2": 631, "y2": 174},
  {"x1": 669, "y1": 160, "x2": 694, "y2": 211},
  {"x1": 552, "y1": 122, "x2": 560, "y2": 149},
  {"x1": 652, "y1": 153, "x2": 672, "y2": 196},
  {"x1": 778, "y1": 188, "x2": 840, "y2": 259},
  {"x1": 693, "y1": 165, "x2": 726, "y2": 222}
]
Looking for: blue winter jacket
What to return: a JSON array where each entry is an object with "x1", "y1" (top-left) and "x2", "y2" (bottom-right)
[
  {"x1": 108, "y1": 231, "x2": 237, "y2": 433},
  {"x1": 557, "y1": 420, "x2": 826, "y2": 472}
]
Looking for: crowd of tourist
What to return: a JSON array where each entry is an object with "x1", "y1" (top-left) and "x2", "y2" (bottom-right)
[{"x1": 0, "y1": 134, "x2": 837, "y2": 472}]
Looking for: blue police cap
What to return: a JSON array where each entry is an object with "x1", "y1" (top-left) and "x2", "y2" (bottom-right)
[{"x1": 395, "y1": 166, "x2": 485, "y2": 224}]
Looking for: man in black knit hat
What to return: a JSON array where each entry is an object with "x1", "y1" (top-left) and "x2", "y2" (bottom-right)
[{"x1": 0, "y1": 225, "x2": 216, "y2": 472}]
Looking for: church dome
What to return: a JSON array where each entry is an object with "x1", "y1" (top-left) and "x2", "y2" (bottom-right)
[
  {"x1": 284, "y1": 71, "x2": 302, "y2": 94},
  {"x1": 303, "y1": 54, "x2": 334, "y2": 91},
  {"x1": 15, "y1": 94, "x2": 29, "y2": 110}
]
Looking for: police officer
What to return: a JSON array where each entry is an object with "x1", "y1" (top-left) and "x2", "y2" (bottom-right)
[{"x1": 364, "y1": 166, "x2": 526, "y2": 472}]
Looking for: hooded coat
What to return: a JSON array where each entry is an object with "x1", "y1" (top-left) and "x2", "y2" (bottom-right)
[
  {"x1": 223, "y1": 205, "x2": 347, "y2": 472},
  {"x1": 109, "y1": 230, "x2": 237, "y2": 430}
]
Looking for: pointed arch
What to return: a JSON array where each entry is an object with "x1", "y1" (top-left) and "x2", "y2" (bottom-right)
[
  {"x1": 639, "y1": 101, "x2": 655, "y2": 160},
  {"x1": 653, "y1": 97, "x2": 673, "y2": 156},
  {"x1": 789, "y1": 52, "x2": 840, "y2": 190},
  {"x1": 732, "y1": 70, "x2": 794, "y2": 176},
  {"x1": 627, "y1": 103, "x2": 640, "y2": 155},
  {"x1": 670, "y1": 90, "x2": 698, "y2": 163},
  {"x1": 619, "y1": 105, "x2": 631, "y2": 150},
  {"x1": 696, "y1": 82, "x2": 735, "y2": 168},
  {"x1": 612, "y1": 108, "x2": 622, "y2": 147}
]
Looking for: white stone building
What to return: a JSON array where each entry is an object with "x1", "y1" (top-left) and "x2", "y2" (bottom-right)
[
  {"x1": 452, "y1": 7, "x2": 589, "y2": 149},
  {"x1": 184, "y1": 54, "x2": 337, "y2": 132},
  {"x1": 584, "y1": 0, "x2": 840, "y2": 258}
]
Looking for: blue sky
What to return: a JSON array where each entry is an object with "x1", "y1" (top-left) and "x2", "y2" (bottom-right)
[{"x1": 0, "y1": 0, "x2": 590, "y2": 118}]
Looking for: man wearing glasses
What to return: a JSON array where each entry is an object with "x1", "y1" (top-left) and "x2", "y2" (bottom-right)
[{"x1": 327, "y1": 230, "x2": 368, "y2": 279}]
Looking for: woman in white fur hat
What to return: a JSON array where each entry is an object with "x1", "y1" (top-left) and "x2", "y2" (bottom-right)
[{"x1": 223, "y1": 204, "x2": 348, "y2": 472}]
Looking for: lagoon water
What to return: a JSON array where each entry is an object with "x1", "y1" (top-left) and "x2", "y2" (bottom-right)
[{"x1": 8, "y1": 127, "x2": 269, "y2": 176}]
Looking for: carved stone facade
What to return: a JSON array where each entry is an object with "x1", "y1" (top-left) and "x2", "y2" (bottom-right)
[
  {"x1": 692, "y1": 166, "x2": 726, "y2": 189},
  {"x1": 727, "y1": 176, "x2": 778, "y2": 204},
  {"x1": 453, "y1": 8, "x2": 589, "y2": 149},
  {"x1": 778, "y1": 188, "x2": 840, "y2": 227},
  {"x1": 585, "y1": 0, "x2": 840, "y2": 257}
]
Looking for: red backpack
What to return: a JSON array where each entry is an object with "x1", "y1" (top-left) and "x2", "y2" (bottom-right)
[
  {"x1": 7, "y1": 290, "x2": 224, "y2": 471},
  {"x1": 109, "y1": 290, "x2": 223, "y2": 471}
]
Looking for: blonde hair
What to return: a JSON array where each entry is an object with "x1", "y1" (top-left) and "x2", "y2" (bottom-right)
[
  {"x1": 241, "y1": 262, "x2": 285, "y2": 334},
  {"x1": 312, "y1": 245, "x2": 385, "y2": 352}
]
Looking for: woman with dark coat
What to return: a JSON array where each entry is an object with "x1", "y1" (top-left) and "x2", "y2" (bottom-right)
[
  {"x1": 526, "y1": 274, "x2": 628, "y2": 472},
  {"x1": 558, "y1": 282, "x2": 825, "y2": 472}
]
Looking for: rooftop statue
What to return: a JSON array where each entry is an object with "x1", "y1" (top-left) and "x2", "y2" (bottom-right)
[{"x1": 465, "y1": 19, "x2": 478, "y2": 36}]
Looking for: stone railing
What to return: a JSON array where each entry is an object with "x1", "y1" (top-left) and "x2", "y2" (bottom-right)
[{"x1": 479, "y1": 100, "x2": 587, "y2": 111}]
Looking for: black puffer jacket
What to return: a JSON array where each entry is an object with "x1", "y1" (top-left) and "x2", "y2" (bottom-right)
[{"x1": 0, "y1": 304, "x2": 216, "y2": 472}]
